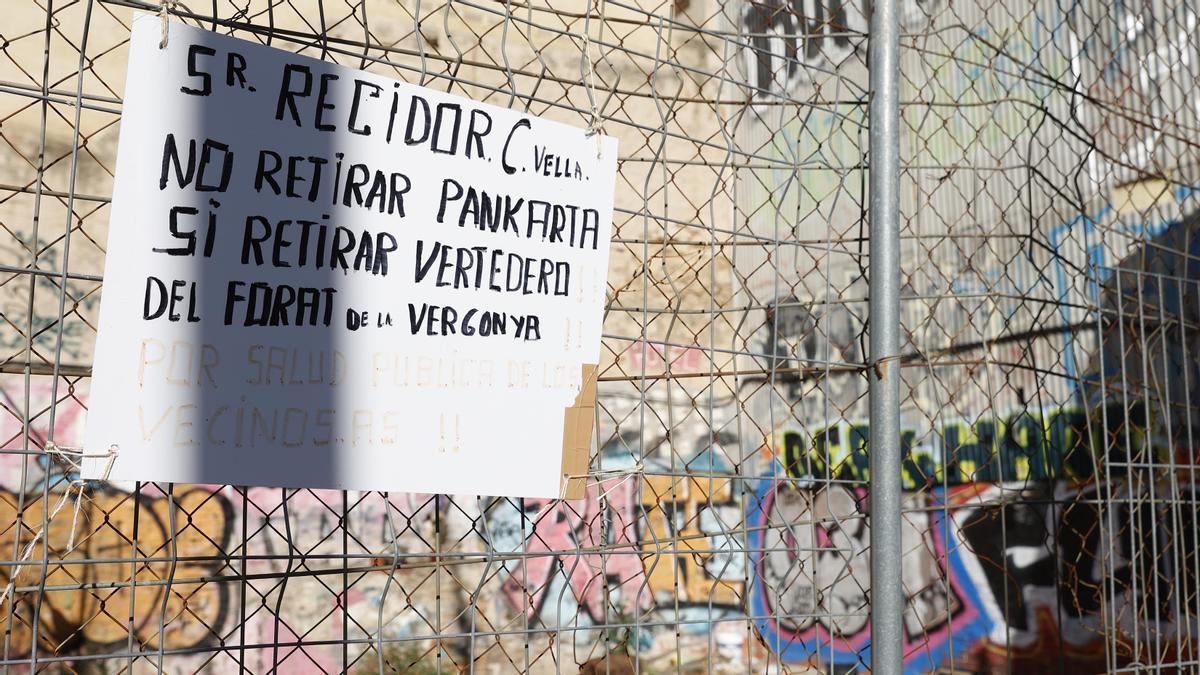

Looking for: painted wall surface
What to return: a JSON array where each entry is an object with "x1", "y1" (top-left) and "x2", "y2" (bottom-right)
[
  {"x1": 730, "y1": 0, "x2": 1200, "y2": 671},
  {"x1": 2, "y1": 386, "x2": 1199, "y2": 673},
  {"x1": 1, "y1": 0, "x2": 1198, "y2": 673}
]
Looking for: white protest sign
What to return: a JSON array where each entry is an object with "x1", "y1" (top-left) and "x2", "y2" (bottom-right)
[{"x1": 83, "y1": 15, "x2": 617, "y2": 497}]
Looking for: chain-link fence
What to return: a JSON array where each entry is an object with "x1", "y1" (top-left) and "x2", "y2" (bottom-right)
[{"x1": 1, "y1": 0, "x2": 1198, "y2": 672}]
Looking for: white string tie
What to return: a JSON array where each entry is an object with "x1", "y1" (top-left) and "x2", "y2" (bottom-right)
[
  {"x1": 0, "y1": 443, "x2": 119, "y2": 607},
  {"x1": 159, "y1": 0, "x2": 178, "y2": 49}
]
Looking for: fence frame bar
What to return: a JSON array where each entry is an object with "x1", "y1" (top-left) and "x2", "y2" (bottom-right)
[{"x1": 868, "y1": 0, "x2": 904, "y2": 672}]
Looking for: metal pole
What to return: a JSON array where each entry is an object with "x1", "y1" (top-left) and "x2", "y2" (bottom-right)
[{"x1": 868, "y1": 0, "x2": 902, "y2": 671}]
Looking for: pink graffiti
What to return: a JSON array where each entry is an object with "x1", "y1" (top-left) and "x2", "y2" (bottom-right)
[
  {"x1": 246, "y1": 612, "x2": 339, "y2": 674},
  {"x1": 0, "y1": 382, "x2": 86, "y2": 451},
  {"x1": 502, "y1": 477, "x2": 648, "y2": 622},
  {"x1": 624, "y1": 339, "x2": 705, "y2": 374},
  {"x1": 0, "y1": 382, "x2": 86, "y2": 488}
]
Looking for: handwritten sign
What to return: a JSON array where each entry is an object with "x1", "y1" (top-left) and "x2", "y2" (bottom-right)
[{"x1": 82, "y1": 15, "x2": 616, "y2": 498}]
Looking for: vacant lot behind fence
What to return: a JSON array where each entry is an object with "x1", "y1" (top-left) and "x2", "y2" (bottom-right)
[{"x1": 2, "y1": 0, "x2": 1199, "y2": 672}]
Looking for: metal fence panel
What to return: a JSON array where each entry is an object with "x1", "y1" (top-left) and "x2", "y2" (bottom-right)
[{"x1": 0, "y1": 0, "x2": 1197, "y2": 672}]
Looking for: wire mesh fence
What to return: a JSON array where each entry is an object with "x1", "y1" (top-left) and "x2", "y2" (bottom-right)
[{"x1": 0, "y1": 0, "x2": 1197, "y2": 672}]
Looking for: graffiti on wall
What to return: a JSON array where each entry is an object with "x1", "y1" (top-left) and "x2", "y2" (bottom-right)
[
  {"x1": 745, "y1": 476, "x2": 1200, "y2": 673},
  {"x1": 960, "y1": 480, "x2": 1199, "y2": 671},
  {"x1": 0, "y1": 487, "x2": 233, "y2": 657},
  {"x1": 740, "y1": 0, "x2": 939, "y2": 99},
  {"x1": 747, "y1": 481, "x2": 992, "y2": 672},
  {"x1": 491, "y1": 436, "x2": 748, "y2": 630},
  {"x1": 490, "y1": 471, "x2": 649, "y2": 627},
  {"x1": 0, "y1": 245, "x2": 100, "y2": 362},
  {"x1": 621, "y1": 339, "x2": 708, "y2": 375},
  {"x1": 639, "y1": 469, "x2": 745, "y2": 611},
  {"x1": 0, "y1": 380, "x2": 87, "y2": 453},
  {"x1": 0, "y1": 351, "x2": 1191, "y2": 672},
  {"x1": 759, "y1": 297, "x2": 863, "y2": 401},
  {"x1": 775, "y1": 403, "x2": 1157, "y2": 488}
]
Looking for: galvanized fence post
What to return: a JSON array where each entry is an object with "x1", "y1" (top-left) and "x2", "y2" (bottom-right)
[{"x1": 868, "y1": 0, "x2": 903, "y2": 672}]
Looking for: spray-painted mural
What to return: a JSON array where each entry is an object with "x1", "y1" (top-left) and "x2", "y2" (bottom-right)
[
  {"x1": 0, "y1": 487, "x2": 233, "y2": 657},
  {"x1": 2, "y1": 384, "x2": 1198, "y2": 672},
  {"x1": 747, "y1": 483, "x2": 993, "y2": 673},
  {"x1": 729, "y1": 0, "x2": 1200, "y2": 667},
  {"x1": 1, "y1": 1, "x2": 1198, "y2": 671}
]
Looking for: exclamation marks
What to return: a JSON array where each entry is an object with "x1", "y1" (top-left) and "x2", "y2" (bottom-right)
[
  {"x1": 579, "y1": 270, "x2": 601, "y2": 304},
  {"x1": 439, "y1": 413, "x2": 461, "y2": 453},
  {"x1": 564, "y1": 318, "x2": 583, "y2": 351}
]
